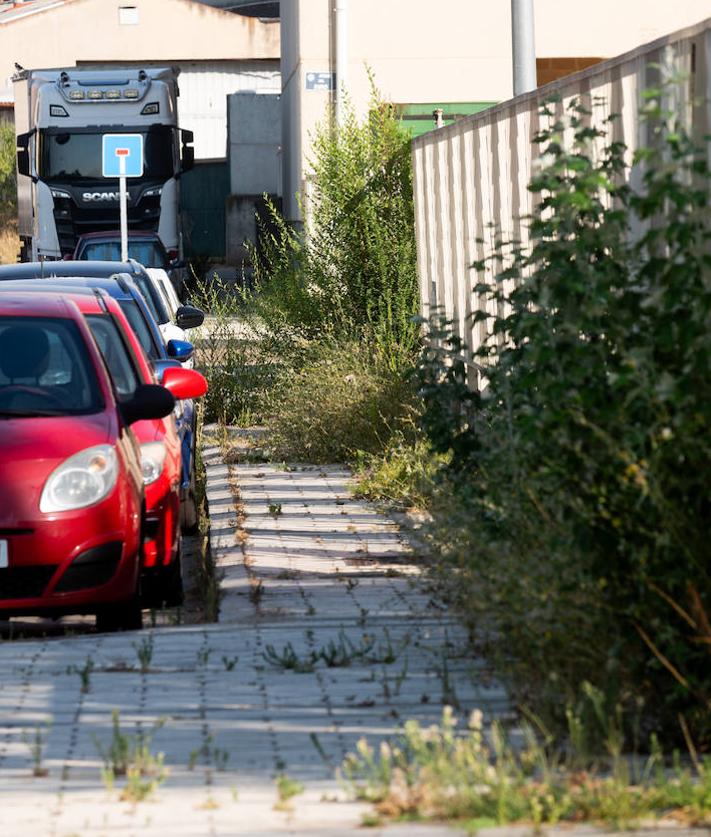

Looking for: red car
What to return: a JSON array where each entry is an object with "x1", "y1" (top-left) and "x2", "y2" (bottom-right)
[
  {"x1": 0, "y1": 292, "x2": 174, "y2": 630},
  {"x1": 67, "y1": 289, "x2": 207, "y2": 606}
]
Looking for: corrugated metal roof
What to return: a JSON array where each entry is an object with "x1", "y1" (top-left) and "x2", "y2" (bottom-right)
[{"x1": 0, "y1": 0, "x2": 69, "y2": 25}]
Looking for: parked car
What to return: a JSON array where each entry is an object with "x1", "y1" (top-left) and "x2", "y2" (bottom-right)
[
  {"x1": 145, "y1": 267, "x2": 202, "y2": 367},
  {"x1": 14, "y1": 285, "x2": 207, "y2": 607},
  {"x1": 0, "y1": 292, "x2": 174, "y2": 631},
  {"x1": 0, "y1": 260, "x2": 204, "y2": 355},
  {"x1": 72, "y1": 231, "x2": 187, "y2": 292},
  {"x1": 0, "y1": 265, "x2": 202, "y2": 531},
  {"x1": 73, "y1": 231, "x2": 173, "y2": 271}
]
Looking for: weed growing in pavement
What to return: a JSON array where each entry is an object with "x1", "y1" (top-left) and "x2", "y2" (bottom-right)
[
  {"x1": 167, "y1": 606, "x2": 183, "y2": 626},
  {"x1": 249, "y1": 578, "x2": 264, "y2": 606},
  {"x1": 341, "y1": 704, "x2": 711, "y2": 828},
  {"x1": 221, "y1": 655, "x2": 238, "y2": 671},
  {"x1": 263, "y1": 641, "x2": 315, "y2": 673},
  {"x1": 381, "y1": 658, "x2": 409, "y2": 700},
  {"x1": 94, "y1": 710, "x2": 167, "y2": 802},
  {"x1": 317, "y1": 630, "x2": 375, "y2": 668},
  {"x1": 67, "y1": 656, "x2": 94, "y2": 693},
  {"x1": 23, "y1": 723, "x2": 49, "y2": 777},
  {"x1": 192, "y1": 406, "x2": 223, "y2": 622},
  {"x1": 188, "y1": 734, "x2": 230, "y2": 772},
  {"x1": 268, "y1": 502, "x2": 283, "y2": 517},
  {"x1": 274, "y1": 773, "x2": 305, "y2": 812},
  {"x1": 309, "y1": 733, "x2": 331, "y2": 766},
  {"x1": 132, "y1": 636, "x2": 154, "y2": 673},
  {"x1": 434, "y1": 653, "x2": 459, "y2": 711},
  {"x1": 197, "y1": 647, "x2": 212, "y2": 667},
  {"x1": 365, "y1": 628, "x2": 403, "y2": 665}
]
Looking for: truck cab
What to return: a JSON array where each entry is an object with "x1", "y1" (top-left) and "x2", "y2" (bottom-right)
[{"x1": 14, "y1": 67, "x2": 193, "y2": 261}]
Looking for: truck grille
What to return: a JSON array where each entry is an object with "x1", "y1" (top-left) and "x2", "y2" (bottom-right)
[{"x1": 54, "y1": 195, "x2": 162, "y2": 256}]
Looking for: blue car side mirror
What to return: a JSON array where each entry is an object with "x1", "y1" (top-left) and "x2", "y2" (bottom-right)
[
  {"x1": 166, "y1": 339, "x2": 194, "y2": 362},
  {"x1": 153, "y1": 358, "x2": 182, "y2": 383}
]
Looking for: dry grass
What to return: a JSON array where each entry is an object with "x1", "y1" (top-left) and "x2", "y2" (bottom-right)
[{"x1": 0, "y1": 219, "x2": 19, "y2": 265}]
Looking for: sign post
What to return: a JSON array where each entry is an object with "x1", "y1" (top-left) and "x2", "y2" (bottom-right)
[{"x1": 102, "y1": 134, "x2": 144, "y2": 262}]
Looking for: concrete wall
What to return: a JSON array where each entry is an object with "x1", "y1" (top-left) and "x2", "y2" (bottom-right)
[
  {"x1": 228, "y1": 92, "x2": 281, "y2": 195},
  {"x1": 280, "y1": 0, "x2": 711, "y2": 222},
  {"x1": 411, "y1": 17, "x2": 707, "y2": 388}
]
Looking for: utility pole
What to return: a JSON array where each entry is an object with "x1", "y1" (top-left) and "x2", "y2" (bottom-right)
[
  {"x1": 511, "y1": 0, "x2": 536, "y2": 96},
  {"x1": 335, "y1": 0, "x2": 348, "y2": 126}
]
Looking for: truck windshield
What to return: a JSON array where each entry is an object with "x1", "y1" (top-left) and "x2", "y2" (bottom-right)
[{"x1": 39, "y1": 126, "x2": 175, "y2": 182}]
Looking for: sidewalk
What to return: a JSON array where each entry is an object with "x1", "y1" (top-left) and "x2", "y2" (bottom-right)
[{"x1": 0, "y1": 436, "x2": 509, "y2": 835}]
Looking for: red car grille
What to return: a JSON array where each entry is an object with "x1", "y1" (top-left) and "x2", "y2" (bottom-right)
[{"x1": 0, "y1": 566, "x2": 58, "y2": 599}]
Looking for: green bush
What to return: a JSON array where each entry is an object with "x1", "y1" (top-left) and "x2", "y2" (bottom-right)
[
  {"x1": 353, "y1": 430, "x2": 446, "y2": 511},
  {"x1": 250, "y1": 85, "x2": 420, "y2": 372},
  {"x1": 189, "y1": 278, "x2": 281, "y2": 425},
  {"x1": 418, "y1": 98, "x2": 711, "y2": 744},
  {"x1": 0, "y1": 124, "x2": 16, "y2": 213},
  {"x1": 265, "y1": 341, "x2": 416, "y2": 464}
]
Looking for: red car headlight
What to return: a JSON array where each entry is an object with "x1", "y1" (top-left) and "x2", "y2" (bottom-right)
[
  {"x1": 140, "y1": 441, "x2": 167, "y2": 485},
  {"x1": 40, "y1": 445, "x2": 119, "y2": 512}
]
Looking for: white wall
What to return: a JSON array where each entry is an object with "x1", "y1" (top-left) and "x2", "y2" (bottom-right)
[{"x1": 280, "y1": 0, "x2": 711, "y2": 222}]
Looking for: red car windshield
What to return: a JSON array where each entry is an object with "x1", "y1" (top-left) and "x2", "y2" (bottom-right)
[{"x1": 0, "y1": 316, "x2": 103, "y2": 417}]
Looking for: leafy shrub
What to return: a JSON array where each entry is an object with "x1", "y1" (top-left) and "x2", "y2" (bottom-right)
[
  {"x1": 418, "y1": 98, "x2": 711, "y2": 744},
  {"x1": 353, "y1": 429, "x2": 446, "y2": 511},
  {"x1": 250, "y1": 84, "x2": 420, "y2": 372},
  {"x1": 189, "y1": 278, "x2": 280, "y2": 425},
  {"x1": 265, "y1": 341, "x2": 416, "y2": 464},
  {"x1": 0, "y1": 124, "x2": 16, "y2": 213}
]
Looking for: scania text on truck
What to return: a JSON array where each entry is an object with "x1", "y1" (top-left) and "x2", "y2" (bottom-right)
[{"x1": 13, "y1": 66, "x2": 194, "y2": 261}]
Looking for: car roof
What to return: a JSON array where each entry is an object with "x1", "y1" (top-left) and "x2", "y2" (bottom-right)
[
  {"x1": 0, "y1": 273, "x2": 166, "y2": 359},
  {"x1": 0, "y1": 260, "x2": 147, "y2": 282},
  {"x1": 0, "y1": 281, "x2": 121, "y2": 315},
  {"x1": 0, "y1": 291, "x2": 78, "y2": 318},
  {"x1": 0, "y1": 272, "x2": 135, "y2": 298}
]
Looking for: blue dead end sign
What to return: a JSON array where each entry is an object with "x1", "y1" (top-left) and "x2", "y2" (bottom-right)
[{"x1": 102, "y1": 134, "x2": 144, "y2": 178}]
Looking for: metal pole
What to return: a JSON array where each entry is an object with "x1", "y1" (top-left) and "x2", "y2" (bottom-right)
[
  {"x1": 119, "y1": 157, "x2": 128, "y2": 262},
  {"x1": 511, "y1": 0, "x2": 536, "y2": 96},
  {"x1": 335, "y1": 0, "x2": 348, "y2": 126}
]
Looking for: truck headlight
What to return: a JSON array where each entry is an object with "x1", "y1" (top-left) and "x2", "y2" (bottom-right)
[
  {"x1": 140, "y1": 442, "x2": 167, "y2": 485},
  {"x1": 40, "y1": 445, "x2": 118, "y2": 512}
]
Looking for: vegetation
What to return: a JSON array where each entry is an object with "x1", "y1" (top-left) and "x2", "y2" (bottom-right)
[
  {"x1": 193, "y1": 85, "x2": 420, "y2": 466},
  {"x1": 342, "y1": 705, "x2": 711, "y2": 829},
  {"x1": 0, "y1": 123, "x2": 19, "y2": 264},
  {"x1": 416, "y1": 97, "x2": 711, "y2": 745}
]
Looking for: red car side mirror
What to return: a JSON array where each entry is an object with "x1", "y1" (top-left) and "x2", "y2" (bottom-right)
[{"x1": 160, "y1": 366, "x2": 208, "y2": 400}]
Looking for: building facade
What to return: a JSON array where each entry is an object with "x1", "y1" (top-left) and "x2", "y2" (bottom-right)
[{"x1": 280, "y1": 0, "x2": 711, "y2": 222}]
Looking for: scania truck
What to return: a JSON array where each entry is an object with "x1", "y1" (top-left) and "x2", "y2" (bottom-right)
[{"x1": 13, "y1": 66, "x2": 194, "y2": 261}]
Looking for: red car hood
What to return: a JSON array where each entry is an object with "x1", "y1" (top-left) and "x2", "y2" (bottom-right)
[{"x1": 0, "y1": 412, "x2": 114, "y2": 526}]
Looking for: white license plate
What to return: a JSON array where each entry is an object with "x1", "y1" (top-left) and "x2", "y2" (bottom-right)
[{"x1": 0, "y1": 541, "x2": 7, "y2": 569}]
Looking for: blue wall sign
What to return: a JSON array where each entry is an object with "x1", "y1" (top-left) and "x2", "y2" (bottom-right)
[{"x1": 305, "y1": 72, "x2": 336, "y2": 91}]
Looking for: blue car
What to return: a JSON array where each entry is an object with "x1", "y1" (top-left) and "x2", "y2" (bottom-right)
[{"x1": 0, "y1": 264, "x2": 201, "y2": 531}]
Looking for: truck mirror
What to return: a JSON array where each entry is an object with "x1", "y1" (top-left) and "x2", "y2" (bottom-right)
[
  {"x1": 16, "y1": 132, "x2": 32, "y2": 177},
  {"x1": 180, "y1": 129, "x2": 194, "y2": 175}
]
